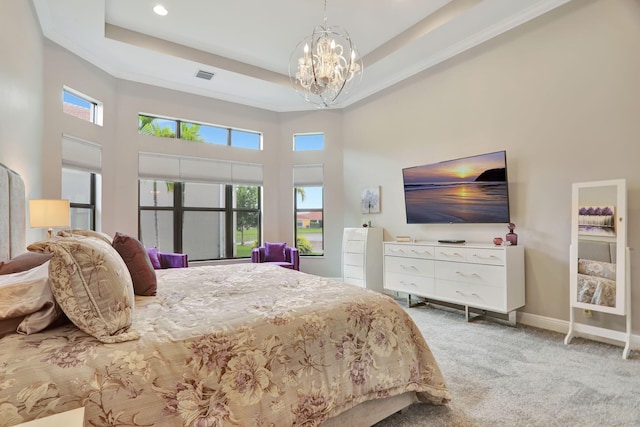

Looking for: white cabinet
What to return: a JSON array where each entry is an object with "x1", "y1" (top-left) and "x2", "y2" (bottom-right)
[
  {"x1": 384, "y1": 241, "x2": 524, "y2": 323},
  {"x1": 342, "y1": 227, "x2": 383, "y2": 292}
]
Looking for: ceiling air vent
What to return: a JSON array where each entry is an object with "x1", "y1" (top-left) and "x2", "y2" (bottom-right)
[{"x1": 195, "y1": 70, "x2": 215, "y2": 80}]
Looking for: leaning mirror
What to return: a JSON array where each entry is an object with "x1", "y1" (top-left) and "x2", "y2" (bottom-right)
[
  {"x1": 566, "y1": 178, "x2": 631, "y2": 359},
  {"x1": 570, "y1": 179, "x2": 627, "y2": 315}
]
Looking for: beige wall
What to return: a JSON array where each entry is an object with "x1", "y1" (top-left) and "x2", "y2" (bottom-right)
[
  {"x1": 343, "y1": 0, "x2": 640, "y2": 328},
  {"x1": 4, "y1": 0, "x2": 640, "y2": 331},
  {"x1": 0, "y1": 0, "x2": 44, "y2": 244},
  {"x1": 38, "y1": 38, "x2": 344, "y2": 277}
]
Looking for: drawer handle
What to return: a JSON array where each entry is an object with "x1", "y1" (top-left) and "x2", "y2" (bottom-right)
[
  {"x1": 399, "y1": 281, "x2": 417, "y2": 287},
  {"x1": 389, "y1": 248, "x2": 406, "y2": 254},
  {"x1": 400, "y1": 264, "x2": 418, "y2": 270},
  {"x1": 455, "y1": 290, "x2": 480, "y2": 298},
  {"x1": 410, "y1": 249, "x2": 432, "y2": 256},
  {"x1": 441, "y1": 251, "x2": 463, "y2": 257},
  {"x1": 456, "y1": 271, "x2": 480, "y2": 277},
  {"x1": 472, "y1": 254, "x2": 500, "y2": 260}
]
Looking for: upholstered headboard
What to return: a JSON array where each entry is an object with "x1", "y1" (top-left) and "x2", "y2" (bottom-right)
[{"x1": 0, "y1": 163, "x2": 26, "y2": 260}]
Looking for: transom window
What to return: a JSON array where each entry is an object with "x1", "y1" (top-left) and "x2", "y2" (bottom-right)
[
  {"x1": 138, "y1": 114, "x2": 262, "y2": 150},
  {"x1": 62, "y1": 87, "x2": 103, "y2": 126},
  {"x1": 294, "y1": 133, "x2": 324, "y2": 151}
]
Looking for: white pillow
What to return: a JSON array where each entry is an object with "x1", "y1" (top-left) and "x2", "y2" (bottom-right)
[{"x1": 0, "y1": 261, "x2": 64, "y2": 336}]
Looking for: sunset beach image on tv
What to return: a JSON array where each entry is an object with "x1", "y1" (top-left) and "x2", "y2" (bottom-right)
[{"x1": 402, "y1": 151, "x2": 510, "y2": 224}]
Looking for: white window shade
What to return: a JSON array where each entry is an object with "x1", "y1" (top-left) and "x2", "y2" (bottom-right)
[
  {"x1": 293, "y1": 164, "x2": 323, "y2": 186},
  {"x1": 62, "y1": 135, "x2": 101, "y2": 172},
  {"x1": 138, "y1": 152, "x2": 263, "y2": 185}
]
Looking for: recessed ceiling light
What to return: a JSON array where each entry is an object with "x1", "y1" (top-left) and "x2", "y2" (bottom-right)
[{"x1": 153, "y1": 4, "x2": 168, "y2": 16}]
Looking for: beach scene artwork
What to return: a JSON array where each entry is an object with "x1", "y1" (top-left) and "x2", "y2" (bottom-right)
[{"x1": 403, "y1": 151, "x2": 510, "y2": 223}]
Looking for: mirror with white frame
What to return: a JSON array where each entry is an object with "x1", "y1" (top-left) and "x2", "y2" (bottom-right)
[{"x1": 570, "y1": 179, "x2": 627, "y2": 315}]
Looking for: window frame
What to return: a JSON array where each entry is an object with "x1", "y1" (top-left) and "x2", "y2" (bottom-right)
[
  {"x1": 62, "y1": 168, "x2": 97, "y2": 230},
  {"x1": 294, "y1": 186, "x2": 324, "y2": 256},
  {"x1": 138, "y1": 180, "x2": 262, "y2": 261},
  {"x1": 138, "y1": 114, "x2": 262, "y2": 150},
  {"x1": 62, "y1": 87, "x2": 103, "y2": 126}
]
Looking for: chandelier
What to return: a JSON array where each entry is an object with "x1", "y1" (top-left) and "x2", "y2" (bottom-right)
[{"x1": 289, "y1": 0, "x2": 363, "y2": 108}]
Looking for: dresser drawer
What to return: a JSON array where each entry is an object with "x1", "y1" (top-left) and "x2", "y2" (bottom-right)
[
  {"x1": 434, "y1": 280, "x2": 504, "y2": 311},
  {"x1": 384, "y1": 272, "x2": 434, "y2": 296},
  {"x1": 385, "y1": 256, "x2": 434, "y2": 276},
  {"x1": 435, "y1": 247, "x2": 467, "y2": 262},
  {"x1": 435, "y1": 261, "x2": 505, "y2": 287},
  {"x1": 344, "y1": 228, "x2": 367, "y2": 240},
  {"x1": 344, "y1": 265, "x2": 364, "y2": 281},
  {"x1": 466, "y1": 248, "x2": 504, "y2": 266},
  {"x1": 344, "y1": 239, "x2": 365, "y2": 253},
  {"x1": 344, "y1": 252, "x2": 364, "y2": 267},
  {"x1": 385, "y1": 244, "x2": 434, "y2": 259}
]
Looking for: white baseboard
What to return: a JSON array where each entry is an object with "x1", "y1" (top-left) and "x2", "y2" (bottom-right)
[
  {"x1": 517, "y1": 311, "x2": 639, "y2": 351},
  {"x1": 517, "y1": 312, "x2": 568, "y2": 334}
]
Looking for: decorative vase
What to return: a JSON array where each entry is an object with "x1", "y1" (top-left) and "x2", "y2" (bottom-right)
[
  {"x1": 506, "y1": 223, "x2": 518, "y2": 246},
  {"x1": 493, "y1": 237, "x2": 503, "y2": 246}
]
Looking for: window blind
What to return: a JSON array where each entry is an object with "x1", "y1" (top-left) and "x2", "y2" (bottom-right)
[
  {"x1": 293, "y1": 164, "x2": 323, "y2": 186},
  {"x1": 61, "y1": 135, "x2": 102, "y2": 172},
  {"x1": 138, "y1": 152, "x2": 263, "y2": 185}
]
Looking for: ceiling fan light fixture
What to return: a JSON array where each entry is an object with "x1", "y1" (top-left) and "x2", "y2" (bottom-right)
[{"x1": 289, "y1": 0, "x2": 363, "y2": 108}]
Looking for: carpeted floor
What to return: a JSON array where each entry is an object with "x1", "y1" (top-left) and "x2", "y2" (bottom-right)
[{"x1": 374, "y1": 302, "x2": 640, "y2": 427}]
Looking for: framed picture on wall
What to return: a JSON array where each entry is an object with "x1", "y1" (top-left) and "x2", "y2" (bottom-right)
[{"x1": 361, "y1": 186, "x2": 380, "y2": 214}]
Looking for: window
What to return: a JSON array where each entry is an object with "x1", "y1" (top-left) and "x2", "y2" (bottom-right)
[
  {"x1": 294, "y1": 133, "x2": 324, "y2": 151},
  {"x1": 138, "y1": 114, "x2": 262, "y2": 150},
  {"x1": 62, "y1": 168, "x2": 99, "y2": 230},
  {"x1": 139, "y1": 181, "x2": 261, "y2": 261},
  {"x1": 62, "y1": 87, "x2": 103, "y2": 125},
  {"x1": 61, "y1": 136, "x2": 102, "y2": 230},
  {"x1": 293, "y1": 165, "x2": 324, "y2": 256}
]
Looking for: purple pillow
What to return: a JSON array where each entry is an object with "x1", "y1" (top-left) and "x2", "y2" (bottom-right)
[
  {"x1": 264, "y1": 242, "x2": 287, "y2": 262},
  {"x1": 146, "y1": 247, "x2": 162, "y2": 270}
]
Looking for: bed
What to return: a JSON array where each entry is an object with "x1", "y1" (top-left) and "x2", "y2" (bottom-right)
[{"x1": 0, "y1": 163, "x2": 449, "y2": 426}]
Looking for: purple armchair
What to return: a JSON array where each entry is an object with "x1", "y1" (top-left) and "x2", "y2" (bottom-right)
[
  {"x1": 146, "y1": 247, "x2": 188, "y2": 269},
  {"x1": 251, "y1": 242, "x2": 299, "y2": 271}
]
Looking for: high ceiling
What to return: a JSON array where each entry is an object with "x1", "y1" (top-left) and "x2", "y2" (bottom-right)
[{"x1": 32, "y1": 0, "x2": 570, "y2": 112}]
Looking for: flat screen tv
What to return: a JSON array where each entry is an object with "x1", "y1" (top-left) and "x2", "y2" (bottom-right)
[{"x1": 402, "y1": 150, "x2": 510, "y2": 224}]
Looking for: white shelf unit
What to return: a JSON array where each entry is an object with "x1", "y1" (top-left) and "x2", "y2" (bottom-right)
[
  {"x1": 342, "y1": 227, "x2": 383, "y2": 292},
  {"x1": 383, "y1": 241, "x2": 525, "y2": 323}
]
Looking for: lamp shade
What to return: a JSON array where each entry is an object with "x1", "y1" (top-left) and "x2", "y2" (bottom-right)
[{"x1": 29, "y1": 199, "x2": 70, "y2": 228}]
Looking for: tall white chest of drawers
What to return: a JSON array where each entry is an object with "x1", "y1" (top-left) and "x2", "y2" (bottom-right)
[
  {"x1": 342, "y1": 227, "x2": 383, "y2": 292},
  {"x1": 383, "y1": 241, "x2": 525, "y2": 322}
]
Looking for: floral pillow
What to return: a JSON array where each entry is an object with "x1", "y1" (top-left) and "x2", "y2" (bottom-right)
[
  {"x1": 57, "y1": 228, "x2": 113, "y2": 245},
  {"x1": 28, "y1": 236, "x2": 138, "y2": 343},
  {"x1": 577, "y1": 258, "x2": 616, "y2": 281}
]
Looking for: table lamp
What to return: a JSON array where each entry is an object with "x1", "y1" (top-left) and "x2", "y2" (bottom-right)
[{"x1": 29, "y1": 199, "x2": 70, "y2": 238}]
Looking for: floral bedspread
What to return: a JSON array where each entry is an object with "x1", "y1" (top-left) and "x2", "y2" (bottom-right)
[{"x1": 0, "y1": 264, "x2": 449, "y2": 426}]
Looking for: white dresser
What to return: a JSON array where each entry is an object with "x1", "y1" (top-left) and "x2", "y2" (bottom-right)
[
  {"x1": 342, "y1": 227, "x2": 383, "y2": 292},
  {"x1": 384, "y1": 241, "x2": 525, "y2": 322}
]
